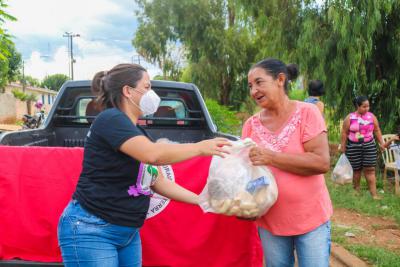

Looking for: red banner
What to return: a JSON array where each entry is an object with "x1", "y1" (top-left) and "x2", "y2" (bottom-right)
[{"x1": 0, "y1": 146, "x2": 262, "y2": 266}]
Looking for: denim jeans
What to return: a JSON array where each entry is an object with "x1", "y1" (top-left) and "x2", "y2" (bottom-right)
[
  {"x1": 259, "y1": 221, "x2": 331, "y2": 267},
  {"x1": 58, "y1": 200, "x2": 141, "y2": 267}
]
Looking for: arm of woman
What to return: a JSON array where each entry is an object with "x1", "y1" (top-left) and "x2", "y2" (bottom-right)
[
  {"x1": 384, "y1": 135, "x2": 400, "y2": 149},
  {"x1": 249, "y1": 132, "x2": 330, "y2": 176},
  {"x1": 120, "y1": 136, "x2": 230, "y2": 165},
  {"x1": 151, "y1": 168, "x2": 199, "y2": 205},
  {"x1": 373, "y1": 115, "x2": 385, "y2": 150},
  {"x1": 340, "y1": 115, "x2": 350, "y2": 153}
]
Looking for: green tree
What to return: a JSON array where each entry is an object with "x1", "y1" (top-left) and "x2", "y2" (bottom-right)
[
  {"x1": 0, "y1": 40, "x2": 21, "y2": 91},
  {"x1": 295, "y1": 1, "x2": 400, "y2": 132},
  {"x1": 18, "y1": 74, "x2": 41, "y2": 87},
  {"x1": 41, "y1": 74, "x2": 69, "y2": 91},
  {"x1": 0, "y1": 0, "x2": 16, "y2": 60},
  {"x1": 135, "y1": 0, "x2": 400, "y2": 134},
  {"x1": 133, "y1": 0, "x2": 256, "y2": 106},
  {"x1": 5, "y1": 42, "x2": 21, "y2": 81},
  {"x1": 0, "y1": 1, "x2": 17, "y2": 92},
  {"x1": 240, "y1": 0, "x2": 400, "y2": 133},
  {"x1": 12, "y1": 89, "x2": 37, "y2": 115},
  {"x1": 205, "y1": 98, "x2": 241, "y2": 136}
]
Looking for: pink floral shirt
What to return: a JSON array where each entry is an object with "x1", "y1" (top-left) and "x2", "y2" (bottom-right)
[{"x1": 242, "y1": 101, "x2": 332, "y2": 236}]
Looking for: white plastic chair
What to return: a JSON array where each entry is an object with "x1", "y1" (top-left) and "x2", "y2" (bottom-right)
[{"x1": 382, "y1": 134, "x2": 400, "y2": 195}]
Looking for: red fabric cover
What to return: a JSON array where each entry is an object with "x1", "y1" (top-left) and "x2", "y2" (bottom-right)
[{"x1": 0, "y1": 146, "x2": 262, "y2": 266}]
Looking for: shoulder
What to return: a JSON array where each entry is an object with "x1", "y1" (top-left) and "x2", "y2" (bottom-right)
[
  {"x1": 366, "y1": 112, "x2": 375, "y2": 118},
  {"x1": 296, "y1": 101, "x2": 320, "y2": 115},
  {"x1": 95, "y1": 108, "x2": 127, "y2": 123},
  {"x1": 93, "y1": 108, "x2": 134, "y2": 131},
  {"x1": 368, "y1": 112, "x2": 378, "y2": 122},
  {"x1": 243, "y1": 113, "x2": 259, "y2": 126},
  {"x1": 98, "y1": 108, "x2": 123, "y2": 118},
  {"x1": 349, "y1": 112, "x2": 358, "y2": 119}
]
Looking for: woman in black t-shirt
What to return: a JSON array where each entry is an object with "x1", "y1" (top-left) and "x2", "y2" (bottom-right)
[{"x1": 57, "y1": 64, "x2": 231, "y2": 267}]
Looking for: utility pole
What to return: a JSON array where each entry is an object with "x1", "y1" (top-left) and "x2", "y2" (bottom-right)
[
  {"x1": 131, "y1": 54, "x2": 141, "y2": 65},
  {"x1": 63, "y1": 32, "x2": 80, "y2": 80},
  {"x1": 22, "y1": 60, "x2": 26, "y2": 92}
]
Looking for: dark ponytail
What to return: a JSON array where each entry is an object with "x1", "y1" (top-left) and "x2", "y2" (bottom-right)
[
  {"x1": 251, "y1": 58, "x2": 299, "y2": 94},
  {"x1": 286, "y1": 63, "x2": 299, "y2": 82},
  {"x1": 92, "y1": 63, "x2": 147, "y2": 109}
]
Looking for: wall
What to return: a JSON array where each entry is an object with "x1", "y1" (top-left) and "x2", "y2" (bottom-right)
[
  {"x1": 5, "y1": 82, "x2": 57, "y2": 113},
  {"x1": 0, "y1": 93, "x2": 17, "y2": 124},
  {"x1": 0, "y1": 83, "x2": 56, "y2": 124}
]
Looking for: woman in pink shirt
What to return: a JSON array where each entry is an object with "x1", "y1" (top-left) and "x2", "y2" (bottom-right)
[
  {"x1": 243, "y1": 58, "x2": 332, "y2": 267},
  {"x1": 340, "y1": 96, "x2": 385, "y2": 199}
]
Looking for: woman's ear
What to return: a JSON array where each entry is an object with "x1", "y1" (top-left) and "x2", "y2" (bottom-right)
[
  {"x1": 277, "y1": 73, "x2": 286, "y2": 88},
  {"x1": 122, "y1": 85, "x2": 132, "y2": 98}
]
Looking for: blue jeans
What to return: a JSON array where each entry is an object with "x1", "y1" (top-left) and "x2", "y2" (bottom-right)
[
  {"x1": 57, "y1": 200, "x2": 141, "y2": 267},
  {"x1": 259, "y1": 221, "x2": 331, "y2": 267}
]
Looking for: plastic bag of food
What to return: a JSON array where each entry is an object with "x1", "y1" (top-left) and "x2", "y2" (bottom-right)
[
  {"x1": 332, "y1": 154, "x2": 353, "y2": 185},
  {"x1": 199, "y1": 138, "x2": 278, "y2": 218}
]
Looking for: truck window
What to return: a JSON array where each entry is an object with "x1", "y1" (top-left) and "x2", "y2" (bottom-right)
[{"x1": 55, "y1": 86, "x2": 205, "y2": 128}]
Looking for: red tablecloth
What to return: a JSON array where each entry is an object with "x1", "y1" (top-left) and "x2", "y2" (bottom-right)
[{"x1": 0, "y1": 146, "x2": 262, "y2": 266}]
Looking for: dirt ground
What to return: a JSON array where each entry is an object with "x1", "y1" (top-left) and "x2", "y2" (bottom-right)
[{"x1": 332, "y1": 207, "x2": 400, "y2": 253}]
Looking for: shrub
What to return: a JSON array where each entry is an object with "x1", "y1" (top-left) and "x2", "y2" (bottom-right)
[{"x1": 205, "y1": 99, "x2": 241, "y2": 136}]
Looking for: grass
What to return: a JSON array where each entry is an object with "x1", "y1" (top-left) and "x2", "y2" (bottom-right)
[
  {"x1": 327, "y1": 172, "x2": 400, "y2": 266},
  {"x1": 347, "y1": 245, "x2": 400, "y2": 267},
  {"x1": 326, "y1": 174, "x2": 400, "y2": 224},
  {"x1": 330, "y1": 221, "x2": 400, "y2": 266}
]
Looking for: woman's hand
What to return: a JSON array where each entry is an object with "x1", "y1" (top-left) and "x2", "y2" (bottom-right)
[
  {"x1": 382, "y1": 135, "x2": 399, "y2": 150},
  {"x1": 339, "y1": 144, "x2": 346, "y2": 153},
  {"x1": 249, "y1": 147, "x2": 275, "y2": 166},
  {"x1": 197, "y1": 138, "x2": 231, "y2": 157}
]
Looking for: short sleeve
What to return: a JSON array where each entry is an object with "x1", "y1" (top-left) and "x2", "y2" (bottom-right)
[
  {"x1": 93, "y1": 111, "x2": 144, "y2": 150},
  {"x1": 241, "y1": 117, "x2": 253, "y2": 139},
  {"x1": 300, "y1": 103, "x2": 327, "y2": 143}
]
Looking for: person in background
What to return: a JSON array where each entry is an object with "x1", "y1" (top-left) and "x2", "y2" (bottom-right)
[
  {"x1": 304, "y1": 80, "x2": 325, "y2": 114},
  {"x1": 57, "y1": 63, "x2": 231, "y2": 267},
  {"x1": 340, "y1": 95, "x2": 385, "y2": 199},
  {"x1": 242, "y1": 58, "x2": 332, "y2": 267},
  {"x1": 384, "y1": 135, "x2": 400, "y2": 148},
  {"x1": 383, "y1": 125, "x2": 400, "y2": 149}
]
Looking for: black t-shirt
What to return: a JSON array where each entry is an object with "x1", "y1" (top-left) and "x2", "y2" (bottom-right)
[{"x1": 73, "y1": 108, "x2": 151, "y2": 227}]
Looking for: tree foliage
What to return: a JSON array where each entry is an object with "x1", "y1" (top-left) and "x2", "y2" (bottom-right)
[
  {"x1": 133, "y1": 0, "x2": 256, "y2": 106},
  {"x1": 297, "y1": 1, "x2": 400, "y2": 132},
  {"x1": 41, "y1": 74, "x2": 69, "y2": 91},
  {"x1": 18, "y1": 74, "x2": 41, "y2": 87},
  {"x1": 205, "y1": 98, "x2": 241, "y2": 136},
  {"x1": 0, "y1": 0, "x2": 15, "y2": 59},
  {"x1": 0, "y1": 0, "x2": 19, "y2": 91},
  {"x1": 134, "y1": 0, "x2": 400, "y2": 133}
]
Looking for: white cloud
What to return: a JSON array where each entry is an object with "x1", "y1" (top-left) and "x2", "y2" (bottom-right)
[
  {"x1": 24, "y1": 44, "x2": 160, "y2": 80},
  {"x1": 6, "y1": 0, "x2": 121, "y2": 37},
  {"x1": 5, "y1": 0, "x2": 161, "y2": 80}
]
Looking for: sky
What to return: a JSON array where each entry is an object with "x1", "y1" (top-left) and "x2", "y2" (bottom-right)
[{"x1": 4, "y1": 0, "x2": 161, "y2": 81}]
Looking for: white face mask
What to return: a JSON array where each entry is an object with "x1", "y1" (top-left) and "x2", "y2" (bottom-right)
[
  {"x1": 129, "y1": 89, "x2": 161, "y2": 116},
  {"x1": 140, "y1": 89, "x2": 161, "y2": 116}
]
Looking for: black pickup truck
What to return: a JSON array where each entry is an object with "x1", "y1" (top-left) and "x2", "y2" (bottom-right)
[
  {"x1": 0, "y1": 80, "x2": 235, "y2": 147},
  {"x1": 0, "y1": 80, "x2": 237, "y2": 267}
]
